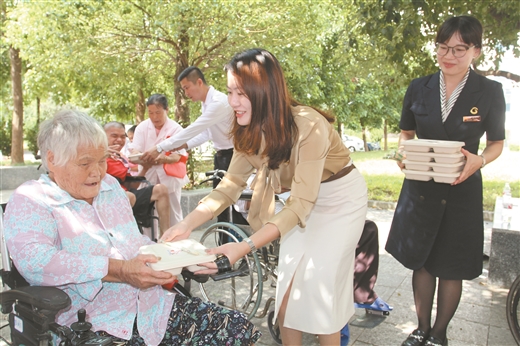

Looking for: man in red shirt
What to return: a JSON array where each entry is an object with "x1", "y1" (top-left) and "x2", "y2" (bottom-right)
[{"x1": 104, "y1": 122, "x2": 171, "y2": 236}]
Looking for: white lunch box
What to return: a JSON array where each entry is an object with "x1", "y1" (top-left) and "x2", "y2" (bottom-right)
[
  {"x1": 404, "y1": 151, "x2": 465, "y2": 164},
  {"x1": 139, "y1": 239, "x2": 216, "y2": 275},
  {"x1": 402, "y1": 169, "x2": 461, "y2": 184},
  {"x1": 403, "y1": 160, "x2": 465, "y2": 173},
  {"x1": 402, "y1": 139, "x2": 465, "y2": 154}
]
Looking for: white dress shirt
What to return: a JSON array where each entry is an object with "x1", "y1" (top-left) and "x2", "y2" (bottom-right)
[{"x1": 158, "y1": 86, "x2": 234, "y2": 152}]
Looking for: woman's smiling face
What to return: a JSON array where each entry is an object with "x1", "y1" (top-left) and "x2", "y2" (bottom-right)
[
  {"x1": 227, "y1": 70, "x2": 252, "y2": 126},
  {"x1": 437, "y1": 32, "x2": 480, "y2": 79}
]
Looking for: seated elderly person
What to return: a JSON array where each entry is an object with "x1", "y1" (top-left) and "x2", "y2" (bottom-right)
[
  {"x1": 104, "y1": 121, "x2": 170, "y2": 236},
  {"x1": 3, "y1": 110, "x2": 261, "y2": 346}
]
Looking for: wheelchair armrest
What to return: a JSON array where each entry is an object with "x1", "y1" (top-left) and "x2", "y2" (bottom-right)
[{"x1": 0, "y1": 286, "x2": 71, "y2": 314}]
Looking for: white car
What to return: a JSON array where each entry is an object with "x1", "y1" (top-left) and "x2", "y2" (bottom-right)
[{"x1": 342, "y1": 135, "x2": 365, "y2": 152}]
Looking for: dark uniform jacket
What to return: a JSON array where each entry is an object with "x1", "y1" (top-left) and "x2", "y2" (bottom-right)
[{"x1": 385, "y1": 70, "x2": 505, "y2": 280}]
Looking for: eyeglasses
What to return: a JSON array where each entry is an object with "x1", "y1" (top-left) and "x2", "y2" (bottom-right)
[{"x1": 436, "y1": 43, "x2": 474, "y2": 58}]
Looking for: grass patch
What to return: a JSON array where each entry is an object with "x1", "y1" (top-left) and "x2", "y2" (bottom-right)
[
  {"x1": 363, "y1": 174, "x2": 404, "y2": 202},
  {"x1": 364, "y1": 174, "x2": 519, "y2": 211},
  {"x1": 481, "y1": 179, "x2": 520, "y2": 210},
  {"x1": 190, "y1": 156, "x2": 518, "y2": 211},
  {"x1": 350, "y1": 150, "x2": 397, "y2": 162}
]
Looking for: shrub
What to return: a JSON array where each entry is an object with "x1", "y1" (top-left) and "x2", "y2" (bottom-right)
[
  {"x1": 25, "y1": 123, "x2": 39, "y2": 157},
  {"x1": 0, "y1": 119, "x2": 12, "y2": 156}
]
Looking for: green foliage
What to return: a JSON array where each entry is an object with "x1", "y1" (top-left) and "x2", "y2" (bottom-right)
[
  {"x1": 0, "y1": 118, "x2": 12, "y2": 156},
  {"x1": 25, "y1": 122, "x2": 39, "y2": 156},
  {"x1": 509, "y1": 144, "x2": 520, "y2": 152},
  {"x1": 482, "y1": 179, "x2": 520, "y2": 206},
  {"x1": 356, "y1": 0, "x2": 520, "y2": 76},
  {"x1": 2, "y1": 0, "x2": 519, "y2": 158}
]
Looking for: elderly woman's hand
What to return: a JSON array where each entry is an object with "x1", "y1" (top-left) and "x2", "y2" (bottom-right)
[{"x1": 107, "y1": 255, "x2": 176, "y2": 289}]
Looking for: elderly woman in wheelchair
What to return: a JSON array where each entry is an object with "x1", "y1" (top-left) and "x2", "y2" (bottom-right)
[{"x1": 1, "y1": 110, "x2": 261, "y2": 345}]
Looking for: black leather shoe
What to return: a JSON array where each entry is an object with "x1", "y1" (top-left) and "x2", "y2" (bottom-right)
[
  {"x1": 424, "y1": 336, "x2": 448, "y2": 346},
  {"x1": 402, "y1": 329, "x2": 429, "y2": 346}
]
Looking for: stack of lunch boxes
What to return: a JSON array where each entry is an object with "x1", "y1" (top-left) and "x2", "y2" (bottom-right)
[{"x1": 401, "y1": 139, "x2": 466, "y2": 184}]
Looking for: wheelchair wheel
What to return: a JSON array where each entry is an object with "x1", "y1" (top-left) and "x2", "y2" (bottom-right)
[
  {"x1": 507, "y1": 275, "x2": 520, "y2": 344},
  {"x1": 198, "y1": 222, "x2": 263, "y2": 320},
  {"x1": 268, "y1": 310, "x2": 283, "y2": 345}
]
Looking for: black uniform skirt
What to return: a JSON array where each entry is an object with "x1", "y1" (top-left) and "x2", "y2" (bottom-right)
[{"x1": 385, "y1": 171, "x2": 484, "y2": 280}]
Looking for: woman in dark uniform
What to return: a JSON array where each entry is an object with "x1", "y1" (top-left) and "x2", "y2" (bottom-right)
[{"x1": 385, "y1": 16, "x2": 506, "y2": 346}]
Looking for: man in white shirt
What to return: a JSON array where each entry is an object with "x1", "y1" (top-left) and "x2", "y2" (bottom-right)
[{"x1": 141, "y1": 66, "x2": 236, "y2": 222}]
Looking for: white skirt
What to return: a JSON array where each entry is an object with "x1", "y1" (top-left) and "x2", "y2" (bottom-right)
[{"x1": 274, "y1": 168, "x2": 367, "y2": 334}]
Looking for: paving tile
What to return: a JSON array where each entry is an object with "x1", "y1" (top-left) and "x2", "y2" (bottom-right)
[
  {"x1": 351, "y1": 340, "x2": 372, "y2": 346},
  {"x1": 489, "y1": 304, "x2": 511, "y2": 330},
  {"x1": 387, "y1": 289, "x2": 416, "y2": 307},
  {"x1": 374, "y1": 273, "x2": 408, "y2": 289},
  {"x1": 447, "y1": 318, "x2": 489, "y2": 346},
  {"x1": 454, "y1": 301, "x2": 492, "y2": 325},
  {"x1": 488, "y1": 325, "x2": 517, "y2": 346},
  {"x1": 355, "y1": 320, "x2": 416, "y2": 346},
  {"x1": 1, "y1": 207, "x2": 515, "y2": 346}
]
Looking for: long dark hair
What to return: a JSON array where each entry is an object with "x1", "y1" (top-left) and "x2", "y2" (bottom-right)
[{"x1": 225, "y1": 48, "x2": 333, "y2": 170}]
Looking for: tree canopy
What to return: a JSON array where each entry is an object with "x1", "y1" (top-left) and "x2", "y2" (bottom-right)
[{"x1": 1, "y1": 0, "x2": 519, "y2": 161}]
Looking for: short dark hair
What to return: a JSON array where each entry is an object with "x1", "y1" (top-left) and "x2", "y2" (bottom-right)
[
  {"x1": 128, "y1": 125, "x2": 137, "y2": 133},
  {"x1": 146, "y1": 93, "x2": 168, "y2": 110},
  {"x1": 178, "y1": 66, "x2": 206, "y2": 85},
  {"x1": 436, "y1": 16, "x2": 482, "y2": 48}
]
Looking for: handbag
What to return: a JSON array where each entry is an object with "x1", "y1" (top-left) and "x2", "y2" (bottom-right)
[{"x1": 163, "y1": 153, "x2": 188, "y2": 178}]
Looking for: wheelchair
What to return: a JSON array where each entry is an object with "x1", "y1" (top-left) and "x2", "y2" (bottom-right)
[
  {"x1": 186, "y1": 170, "x2": 284, "y2": 343},
  {"x1": 507, "y1": 274, "x2": 520, "y2": 344},
  {"x1": 0, "y1": 204, "x2": 115, "y2": 345},
  {"x1": 119, "y1": 175, "x2": 160, "y2": 241},
  {"x1": 190, "y1": 170, "x2": 393, "y2": 345}
]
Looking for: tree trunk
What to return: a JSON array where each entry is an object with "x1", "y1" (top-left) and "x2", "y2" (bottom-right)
[
  {"x1": 135, "y1": 88, "x2": 145, "y2": 123},
  {"x1": 36, "y1": 97, "x2": 40, "y2": 125},
  {"x1": 10, "y1": 46, "x2": 24, "y2": 164},
  {"x1": 173, "y1": 29, "x2": 190, "y2": 127},
  {"x1": 384, "y1": 119, "x2": 388, "y2": 150},
  {"x1": 473, "y1": 66, "x2": 520, "y2": 82}
]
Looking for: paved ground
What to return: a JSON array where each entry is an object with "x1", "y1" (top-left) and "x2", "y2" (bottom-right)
[
  {"x1": 191, "y1": 208, "x2": 514, "y2": 346},
  {"x1": 1, "y1": 149, "x2": 517, "y2": 345},
  {"x1": 0, "y1": 210, "x2": 515, "y2": 346}
]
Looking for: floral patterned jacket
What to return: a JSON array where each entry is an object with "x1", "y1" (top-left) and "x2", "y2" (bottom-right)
[{"x1": 4, "y1": 174, "x2": 175, "y2": 345}]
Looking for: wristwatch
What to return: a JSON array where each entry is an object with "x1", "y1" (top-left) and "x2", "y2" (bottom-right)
[
  {"x1": 480, "y1": 154, "x2": 486, "y2": 168},
  {"x1": 156, "y1": 144, "x2": 164, "y2": 153},
  {"x1": 242, "y1": 237, "x2": 256, "y2": 253}
]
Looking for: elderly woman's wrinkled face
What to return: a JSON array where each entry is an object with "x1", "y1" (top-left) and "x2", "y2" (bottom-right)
[
  {"x1": 147, "y1": 104, "x2": 168, "y2": 130},
  {"x1": 48, "y1": 145, "x2": 108, "y2": 204}
]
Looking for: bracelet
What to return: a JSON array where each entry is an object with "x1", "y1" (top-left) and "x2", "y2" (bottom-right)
[
  {"x1": 242, "y1": 237, "x2": 256, "y2": 253},
  {"x1": 479, "y1": 154, "x2": 486, "y2": 168}
]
